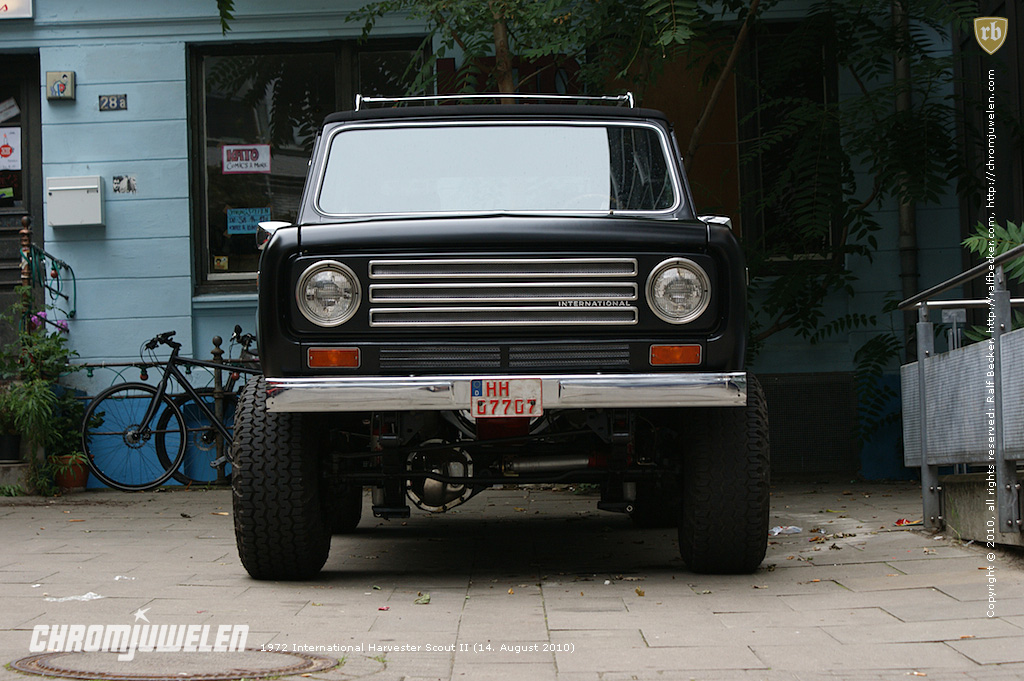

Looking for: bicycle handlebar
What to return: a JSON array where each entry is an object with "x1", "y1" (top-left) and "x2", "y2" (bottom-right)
[
  {"x1": 231, "y1": 325, "x2": 257, "y2": 352},
  {"x1": 145, "y1": 330, "x2": 179, "y2": 351}
]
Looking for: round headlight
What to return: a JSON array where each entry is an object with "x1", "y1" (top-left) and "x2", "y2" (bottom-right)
[
  {"x1": 296, "y1": 261, "x2": 360, "y2": 327},
  {"x1": 646, "y1": 258, "x2": 711, "y2": 324}
]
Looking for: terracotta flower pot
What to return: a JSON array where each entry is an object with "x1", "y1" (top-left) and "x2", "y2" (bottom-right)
[{"x1": 53, "y1": 455, "x2": 89, "y2": 492}]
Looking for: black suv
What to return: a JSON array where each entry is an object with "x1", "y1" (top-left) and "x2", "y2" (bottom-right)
[{"x1": 232, "y1": 94, "x2": 769, "y2": 580}]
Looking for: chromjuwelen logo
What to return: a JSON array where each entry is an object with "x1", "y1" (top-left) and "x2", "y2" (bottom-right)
[
  {"x1": 27, "y1": 607, "x2": 248, "y2": 662},
  {"x1": 974, "y1": 17, "x2": 1008, "y2": 55}
]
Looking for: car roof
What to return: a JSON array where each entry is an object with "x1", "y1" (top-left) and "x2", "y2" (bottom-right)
[{"x1": 322, "y1": 104, "x2": 672, "y2": 127}]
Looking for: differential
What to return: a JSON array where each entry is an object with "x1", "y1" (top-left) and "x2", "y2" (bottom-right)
[{"x1": 407, "y1": 443, "x2": 474, "y2": 512}]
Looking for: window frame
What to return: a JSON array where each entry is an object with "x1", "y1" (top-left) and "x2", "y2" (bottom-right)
[
  {"x1": 736, "y1": 21, "x2": 841, "y2": 269},
  {"x1": 187, "y1": 39, "x2": 424, "y2": 294}
]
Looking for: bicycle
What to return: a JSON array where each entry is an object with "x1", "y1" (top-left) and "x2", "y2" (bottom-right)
[
  {"x1": 156, "y1": 326, "x2": 258, "y2": 485},
  {"x1": 81, "y1": 329, "x2": 260, "y2": 491}
]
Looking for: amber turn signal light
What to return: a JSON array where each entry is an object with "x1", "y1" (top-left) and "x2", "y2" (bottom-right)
[
  {"x1": 649, "y1": 344, "x2": 701, "y2": 366},
  {"x1": 307, "y1": 347, "x2": 360, "y2": 368}
]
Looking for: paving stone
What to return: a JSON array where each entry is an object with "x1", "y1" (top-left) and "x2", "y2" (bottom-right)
[
  {"x1": 751, "y1": 641, "x2": 976, "y2": 672},
  {"x1": 822, "y1": 617, "x2": 1021, "y2": 644},
  {"x1": 6, "y1": 483, "x2": 1024, "y2": 681},
  {"x1": 947, "y1": 636, "x2": 1024, "y2": 664}
]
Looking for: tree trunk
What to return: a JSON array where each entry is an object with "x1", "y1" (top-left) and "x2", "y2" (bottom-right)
[
  {"x1": 684, "y1": 0, "x2": 760, "y2": 171},
  {"x1": 491, "y1": 6, "x2": 515, "y2": 96}
]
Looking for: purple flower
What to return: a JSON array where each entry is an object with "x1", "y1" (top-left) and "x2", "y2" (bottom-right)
[{"x1": 28, "y1": 310, "x2": 46, "y2": 331}]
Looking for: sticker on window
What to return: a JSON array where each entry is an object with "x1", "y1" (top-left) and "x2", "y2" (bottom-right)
[
  {"x1": 227, "y1": 207, "x2": 272, "y2": 235},
  {"x1": 222, "y1": 144, "x2": 271, "y2": 174}
]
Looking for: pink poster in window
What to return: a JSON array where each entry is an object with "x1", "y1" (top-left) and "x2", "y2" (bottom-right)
[
  {"x1": 0, "y1": 127, "x2": 21, "y2": 171},
  {"x1": 222, "y1": 144, "x2": 271, "y2": 174}
]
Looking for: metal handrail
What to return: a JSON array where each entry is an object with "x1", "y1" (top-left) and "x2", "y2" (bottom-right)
[
  {"x1": 898, "y1": 242, "x2": 1024, "y2": 310},
  {"x1": 354, "y1": 93, "x2": 635, "y2": 110},
  {"x1": 900, "y1": 240, "x2": 1024, "y2": 537}
]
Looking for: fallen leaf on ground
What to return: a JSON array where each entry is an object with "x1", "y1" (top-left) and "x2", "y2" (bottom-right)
[
  {"x1": 413, "y1": 593, "x2": 430, "y2": 605},
  {"x1": 635, "y1": 587, "x2": 645, "y2": 597}
]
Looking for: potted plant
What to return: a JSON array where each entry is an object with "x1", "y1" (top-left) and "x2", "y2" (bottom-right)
[
  {"x1": 46, "y1": 389, "x2": 90, "y2": 492},
  {"x1": 0, "y1": 377, "x2": 56, "y2": 462},
  {"x1": 0, "y1": 388, "x2": 21, "y2": 462},
  {"x1": 0, "y1": 286, "x2": 81, "y2": 492}
]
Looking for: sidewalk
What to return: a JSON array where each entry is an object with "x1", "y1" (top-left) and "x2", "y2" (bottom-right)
[{"x1": 2, "y1": 481, "x2": 1023, "y2": 681}]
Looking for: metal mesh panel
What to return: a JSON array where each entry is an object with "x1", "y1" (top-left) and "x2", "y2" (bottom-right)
[
  {"x1": 759, "y1": 372, "x2": 860, "y2": 475},
  {"x1": 903, "y1": 326, "x2": 1024, "y2": 466}
]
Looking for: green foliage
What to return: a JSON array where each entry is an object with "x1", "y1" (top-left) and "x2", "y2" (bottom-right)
[
  {"x1": 0, "y1": 483, "x2": 22, "y2": 497},
  {"x1": 741, "y1": 0, "x2": 979, "y2": 354},
  {"x1": 0, "y1": 287, "x2": 83, "y2": 494},
  {"x1": 852, "y1": 330, "x2": 904, "y2": 444},
  {"x1": 345, "y1": 0, "x2": 711, "y2": 96},
  {"x1": 963, "y1": 221, "x2": 1024, "y2": 283},
  {"x1": 962, "y1": 221, "x2": 1024, "y2": 342},
  {"x1": 216, "y1": 0, "x2": 235, "y2": 35}
]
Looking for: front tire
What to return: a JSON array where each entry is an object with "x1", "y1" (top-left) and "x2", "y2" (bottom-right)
[
  {"x1": 678, "y1": 375, "x2": 770, "y2": 574},
  {"x1": 232, "y1": 377, "x2": 330, "y2": 580},
  {"x1": 82, "y1": 383, "x2": 186, "y2": 491}
]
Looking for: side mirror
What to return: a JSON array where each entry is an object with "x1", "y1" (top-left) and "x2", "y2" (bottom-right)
[
  {"x1": 699, "y1": 215, "x2": 733, "y2": 231},
  {"x1": 257, "y1": 221, "x2": 292, "y2": 250}
]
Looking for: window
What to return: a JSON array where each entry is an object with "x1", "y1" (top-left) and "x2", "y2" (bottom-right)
[
  {"x1": 317, "y1": 123, "x2": 678, "y2": 216},
  {"x1": 737, "y1": 22, "x2": 840, "y2": 261},
  {"x1": 0, "y1": 56, "x2": 38, "y2": 214},
  {"x1": 191, "y1": 41, "x2": 420, "y2": 291}
]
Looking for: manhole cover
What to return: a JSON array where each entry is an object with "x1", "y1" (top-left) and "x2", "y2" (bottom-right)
[{"x1": 11, "y1": 648, "x2": 338, "y2": 681}]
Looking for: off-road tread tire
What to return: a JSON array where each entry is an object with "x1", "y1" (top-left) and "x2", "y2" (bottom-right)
[
  {"x1": 678, "y1": 375, "x2": 770, "y2": 574},
  {"x1": 232, "y1": 377, "x2": 330, "y2": 580}
]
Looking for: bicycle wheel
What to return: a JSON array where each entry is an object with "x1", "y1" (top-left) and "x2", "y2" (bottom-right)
[
  {"x1": 156, "y1": 389, "x2": 236, "y2": 484},
  {"x1": 81, "y1": 383, "x2": 186, "y2": 491}
]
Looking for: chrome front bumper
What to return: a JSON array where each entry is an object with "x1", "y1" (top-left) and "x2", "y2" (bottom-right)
[{"x1": 266, "y1": 372, "x2": 747, "y2": 412}]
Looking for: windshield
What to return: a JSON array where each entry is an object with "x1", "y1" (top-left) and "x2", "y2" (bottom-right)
[{"x1": 317, "y1": 122, "x2": 679, "y2": 215}]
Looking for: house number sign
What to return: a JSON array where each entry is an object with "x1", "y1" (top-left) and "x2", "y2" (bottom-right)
[{"x1": 99, "y1": 94, "x2": 128, "y2": 111}]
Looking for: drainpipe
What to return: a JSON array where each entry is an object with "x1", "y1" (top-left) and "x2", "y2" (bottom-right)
[{"x1": 893, "y1": 0, "x2": 919, "y2": 359}]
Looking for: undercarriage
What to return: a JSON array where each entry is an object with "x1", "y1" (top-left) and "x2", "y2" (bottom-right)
[{"x1": 320, "y1": 408, "x2": 673, "y2": 519}]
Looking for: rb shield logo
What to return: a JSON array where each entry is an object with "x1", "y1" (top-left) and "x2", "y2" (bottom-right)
[{"x1": 974, "y1": 17, "x2": 1008, "y2": 55}]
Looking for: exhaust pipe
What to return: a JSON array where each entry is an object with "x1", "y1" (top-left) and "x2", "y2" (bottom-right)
[{"x1": 506, "y1": 454, "x2": 607, "y2": 473}]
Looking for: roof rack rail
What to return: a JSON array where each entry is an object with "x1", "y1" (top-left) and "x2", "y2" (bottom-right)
[{"x1": 354, "y1": 93, "x2": 635, "y2": 111}]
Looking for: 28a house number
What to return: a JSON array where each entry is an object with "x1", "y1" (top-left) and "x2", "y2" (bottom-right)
[{"x1": 99, "y1": 94, "x2": 128, "y2": 111}]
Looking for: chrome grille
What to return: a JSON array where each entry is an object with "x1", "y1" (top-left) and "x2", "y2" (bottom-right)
[
  {"x1": 368, "y1": 257, "x2": 639, "y2": 328},
  {"x1": 369, "y1": 258, "x2": 637, "y2": 279},
  {"x1": 370, "y1": 306, "x2": 637, "y2": 327},
  {"x1": 369, "y1": 282, "x2": 638, "y2": 303}
]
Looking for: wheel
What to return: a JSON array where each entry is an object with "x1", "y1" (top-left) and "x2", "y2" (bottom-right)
[
  {"x1": 231, "y1": 376, "x2": 331, "y2": 580},
  {"x1": 328, "y1": 483, "x2": 363, "y2": 534},
  {"x1": 678, "y1": 375, "x2": 770, "y2": 574},
  {"x1": 630, "y1": 480, "x2": 680, "y2": 529},
  {"x1": 156, "y1": 389, "x2": 236, "y2": 485},
  {"x1": 81, "y1": 383, "x2": 186, "y2": 491}
]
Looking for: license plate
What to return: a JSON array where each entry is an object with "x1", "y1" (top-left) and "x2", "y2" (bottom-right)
[{"x1": 470, "y1": 379, "x2": 543, "y2": 418}]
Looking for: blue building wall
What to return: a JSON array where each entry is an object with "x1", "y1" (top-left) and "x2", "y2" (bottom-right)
[{"x1": 0, "y1": 0, "x2": 420, "y2": 393}]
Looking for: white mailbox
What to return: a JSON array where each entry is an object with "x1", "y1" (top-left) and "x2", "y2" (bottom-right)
[{"x1": 46, "y1": 175, "x2": 104, "y2": 227}]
